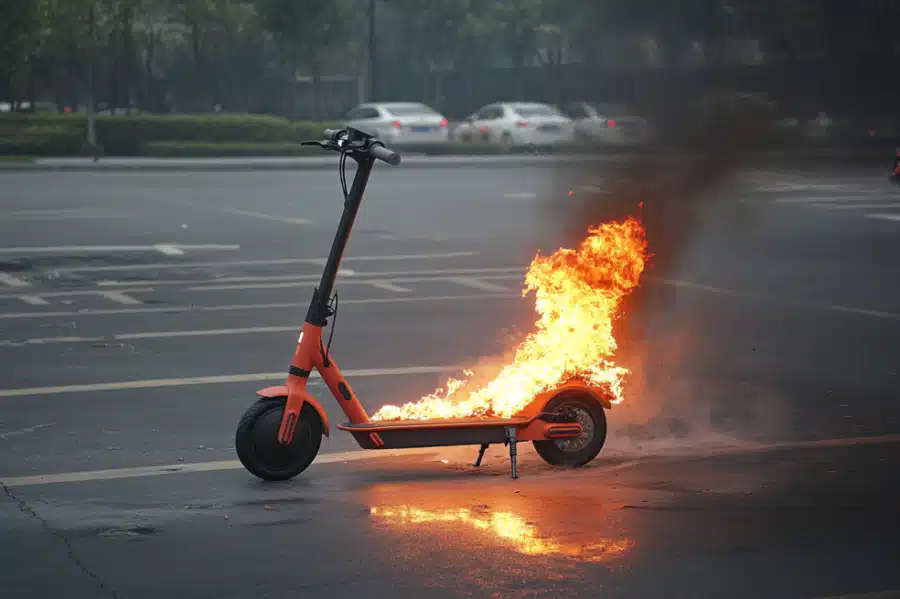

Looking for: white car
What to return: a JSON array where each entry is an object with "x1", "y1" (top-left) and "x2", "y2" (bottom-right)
[
  {"x1": 452, "y1": 102, "x2": 574, "y2": 151},
  {"x1": 343, "y1": 102, "x2": 449, "y2": 150},
  {"x1": 562, "y1": 102, "x2": 652, "y2": 147}
]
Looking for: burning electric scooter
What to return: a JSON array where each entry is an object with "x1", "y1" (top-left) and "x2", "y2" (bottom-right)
[{"x1": 235, "y1": 127, "x2": 620, "y2": 481}]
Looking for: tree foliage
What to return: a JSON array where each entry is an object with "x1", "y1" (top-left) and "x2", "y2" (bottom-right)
[{"x1": 2, "y1": 0, "x2": 895, "y2": 115}]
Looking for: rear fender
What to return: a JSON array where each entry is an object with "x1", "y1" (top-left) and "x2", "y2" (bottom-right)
[{"x1": 256, "y1": 385, "x2": 330, "y2": 437}]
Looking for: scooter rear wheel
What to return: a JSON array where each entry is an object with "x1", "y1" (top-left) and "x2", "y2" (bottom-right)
[
  {"x1": 533, "y1": 390, "x2": 608, "y2": 467},
  {"x1": 235, "y1": 397, "x2": 322, "y2": 481}
]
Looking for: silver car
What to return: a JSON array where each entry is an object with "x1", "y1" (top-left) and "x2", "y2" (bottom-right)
[
  {"x1": 563, "y1": 102, "x2": 652, "y2": 147},
  {"x1": 344, "y1": 102, "x2": 449, "y2": 150}
]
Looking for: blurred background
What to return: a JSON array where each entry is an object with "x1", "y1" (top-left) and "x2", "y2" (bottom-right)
[{"x1": 1, "y1": 0, "x2": 898, "y2": 156}]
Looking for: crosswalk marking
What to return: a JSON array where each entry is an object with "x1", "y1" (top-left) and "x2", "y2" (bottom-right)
[{"x1": 0, "y1": 272, "x2": 29, "y2": 288}]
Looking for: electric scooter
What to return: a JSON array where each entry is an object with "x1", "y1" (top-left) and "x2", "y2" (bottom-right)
[{"x1": 234, "y1": 127, "x2": 613, "y2": 481}]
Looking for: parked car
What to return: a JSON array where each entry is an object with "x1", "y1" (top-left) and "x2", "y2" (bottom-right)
[
  {"x1": 343, "y1": 102, "x2": 449, "y2": 151},
  {"x1": 451, "y1": 102, "x2": 574, "y2": 151},
  {"x1": 561, "y1": 102, "x2": 652, "y2": 147}
]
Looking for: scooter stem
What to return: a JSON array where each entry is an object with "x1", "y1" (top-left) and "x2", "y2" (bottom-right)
[{"x1": 306, "y1": 151, "x2": 376, "y2": 327}]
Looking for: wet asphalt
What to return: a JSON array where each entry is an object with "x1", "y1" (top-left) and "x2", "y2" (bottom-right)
[{"x1": 1, "y1": 162, "x2": 900, "y2": 598}]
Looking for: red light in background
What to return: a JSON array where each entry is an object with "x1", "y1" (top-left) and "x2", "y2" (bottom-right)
[
  {"x1": 607, "y1": 119, "x2": 616, "y2": 128},
  {"x1": 517, "y1": 120, "x2": 528, "y2": 128},
  {"x1": 392, "y1": 120, "x2": 401, "y2": 128},
  {"x1": 440, "y1": 119, "x2": 448, "y2": 127}
]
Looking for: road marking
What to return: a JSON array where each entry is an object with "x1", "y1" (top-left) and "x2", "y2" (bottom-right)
[
  {"x1": 817, "y1": 202, "x2": 900, "y2": 211},
  {"x1": 47, "y1": 251, "x2": 480, "y2": 274},
  {"x1": 152, "y1": 243, "x2": 185, "y2": 256},
  {"x1": 17, "y1": 295, "x2": 49, "y2": 306},
  {"x1": 92, "y1": 266, "x2": 525, "y2": 288},
  {"x1": 0, "y1": 213, "x2": 126, "y2": 221},
  {"x1": 0, "y1": 447, "x2": 441, "y2": 488},
  {"x1": 213, "y1": 207, "x2": 312, "y2": 225},
  {"x1": 812, "y1": 592, "x2": 900, "y2": 599},
  {"x1": 0, "y1": 288, "x2": 154, "y2": 301},
  {"x1": 5, "y1": 209, "x2": 88, "y2": 216},
  {"x1": 0, "y1": 272, "x2": 29, "y2": 288},
  {"x1": 98, "y1": 290, "x2": 142, "y2": 305},
  {"x1": 773, "y1": 195, "x2": 867, "y2": 204},
  {"x1": 187, "y1": 273, "x2": 523, "y2": 293},
  {"x1": 3, "y1": 433, "x2": 899, "y2": 489},
  {"x1": 448, "y1": 277, "x2": 510, "y2": 292},
  {"x1": 0, "y1": 293, "x2": 520, "y2": 320},
  {"x1": 0, "y1": 244, "x2": 239, "y2": 255},
  {"x1": 0, "y1": 294, "x2": 515, "y2": 346},
  {"x1": 657, "y1": 277, "x2": 900, "y2": 322},
  {"x1": 0, "y1": 364, "x2": 462, "y2": 398},
  {"x1": 865, "y1": 213, "x2": 900, "y2": 223},
  {"x1": 503, "y1": 192, "x2": 538, "y2": 200},
  {"x1": 366, "y1": 281, "x2": 412, "y2": 293}
]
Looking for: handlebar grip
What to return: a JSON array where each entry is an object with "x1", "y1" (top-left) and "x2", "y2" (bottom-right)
[
  {"x1": 323, "y1": 128, "x2": 343, "y2": 141},
  {"x1": 371, "y1": 142, "x2": 401, "y2": 166}
]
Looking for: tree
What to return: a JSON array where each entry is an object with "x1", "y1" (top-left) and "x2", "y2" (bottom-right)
[
  {"x1": 255, "y1": 0, "x2": 351, "y2": 120},
  {"x1": 0, "y1": 0, "x2": 40, "y2": 103}
]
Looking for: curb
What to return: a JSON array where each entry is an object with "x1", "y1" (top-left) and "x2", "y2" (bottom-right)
[{"x1": 0, "y1": 148, "x2": 888, "y2": 173}]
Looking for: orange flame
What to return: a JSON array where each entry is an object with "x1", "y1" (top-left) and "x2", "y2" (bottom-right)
[
  {"x1": 371, "y1": 216, "x2": 648, "y2": 421},
  {"x1": 370, "y1": 505, "x2": 635, "y2": 562}
]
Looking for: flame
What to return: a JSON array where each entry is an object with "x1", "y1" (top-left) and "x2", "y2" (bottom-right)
[
  {"x1": 370, "y1": 505, "x2": 635, "y2": 562},
  {"x1": 372, "y1": 216, "x2": 647, "y2": 421}
]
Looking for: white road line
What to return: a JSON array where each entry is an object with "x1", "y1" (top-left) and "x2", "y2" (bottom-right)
[
  {"x1": 773, "y1": 195, "x2": 868, "y2": 204},
  {"x1": 187, "y1": 273, "x2": 523, "y2": 293},
  {"x1": 46, "y1": 251, "x2": 481, "y2": 274},
  {"x1": 204, "y1": 206, "x2": 311, "y2": 225},
  {"x1": 816, "y1": 202, "x2": 900, "y2": 211},
  {"x1": 92, "y1": 266, "x2": 525, "y2": 288},
  {"x1": 366, "y1": 281, "x2": 412, "y2": 293},
  {"x1": 3, "y1": 433, "x2": 899, "y2": 489},
  {"x1": 503, "y1": 192, "x2": 538, "y2": 200},
  {"x1": 17, "y1": 295, "x2": 49, "y2": 306},
  {"x1": 0, "y1": 288, "x2": 154, "y2": 300},
  {"x1": 98, "y1": 290, "x2": 142, "y2": 305},
  {"x1": 0, "y1": 447, "x2": 442, "y2": 488},
  {"x1": 0, "y1": 364, "x2": 462, "y2": 398},
  {"x1": 0, "y1": 213, "x2": 127, "y2": 221},
  {"x1": 865, "y1": 213, "x2": 900, "y2": 223},
  {"x1": 0, "y1": 272, "x2": 30, "y2": 288},
  {"x1": 0, "y1": 244, "x2": 239, "y2": 255},
  {"x1": 448, "y1": 277, "x2": 510, "y2": 292},
  {"x1": 6, "y1": 209, "x2": 88, "y2": 216},
  {"x1": 0, "y1": 293, "x2": 520, "y2": 320},
  {"x1": 152, "y1": 243, "x2": 185, "y2": 256},
  {"x1": 656, "y1": 278, "x2": 900, "y2": 322}
]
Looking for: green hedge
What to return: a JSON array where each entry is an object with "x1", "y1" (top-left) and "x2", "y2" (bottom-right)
[{"x1": 0, "y1": 114, "x2": 342, "y2": 156}]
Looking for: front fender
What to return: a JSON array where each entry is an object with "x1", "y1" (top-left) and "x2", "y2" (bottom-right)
[{"x1": 256, "y1": 385, "x2": 330, "y2": 438}]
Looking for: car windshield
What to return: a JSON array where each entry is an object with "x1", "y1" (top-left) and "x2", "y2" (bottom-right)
[
  {"x1": 589, "y1": 103, "x2": 632, "y2": 117},
  {"x1": 514, "y1": 105, "x2": 562, "y2": 118},
  {"x1": 384, "y1": 105, "x2": 438, "y2": 117}
]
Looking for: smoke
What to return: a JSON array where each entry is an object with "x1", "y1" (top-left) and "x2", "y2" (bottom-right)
[{"x1": 548, "y1": 94, "x2": 789, "y2": 453}]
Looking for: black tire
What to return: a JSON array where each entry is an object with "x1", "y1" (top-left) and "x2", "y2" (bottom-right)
[
  {"x1": 235, "y1": 397, "x2": 323, "y2": 481},
  {"x1": 533, "y1": 390, "x2": 608, "y2": 467}
]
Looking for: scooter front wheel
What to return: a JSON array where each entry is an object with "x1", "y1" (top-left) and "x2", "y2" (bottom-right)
[{"x1": 235, "y1": 397, "x2": 323, "y2": 481}]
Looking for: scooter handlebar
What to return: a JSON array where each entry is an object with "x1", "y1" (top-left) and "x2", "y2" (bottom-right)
[
  {"x1": 370, "y1": 142, "x2": 401, "y2": 166},
  {"x1": 323, "y1": 128, "x2": 344, "y2": 142}
]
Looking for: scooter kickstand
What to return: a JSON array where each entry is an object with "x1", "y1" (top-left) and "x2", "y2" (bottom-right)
[
  {"x1": 505, "y1": 427, "x2": 519, "y2": 479},
  {"x1": 474, "y1": 444, "x2": 489, "y2": 467}
]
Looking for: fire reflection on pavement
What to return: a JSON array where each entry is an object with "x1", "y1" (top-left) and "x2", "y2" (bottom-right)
[{"x1": 363, "y1": 478, "x2": 635, "y2": 597}]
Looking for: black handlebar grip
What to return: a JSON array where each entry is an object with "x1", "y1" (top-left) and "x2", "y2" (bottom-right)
[
  {"x1": 371, "y1": 143, "x2": 401, "y2": 166},
  {"x1": 323, "y1": 128, "x2": 342, "y2": 141}
]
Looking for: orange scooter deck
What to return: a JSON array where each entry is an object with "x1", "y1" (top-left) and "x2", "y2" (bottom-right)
[{"x1": 339, "y1": 415, "x2": 580, "y2": 450}]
